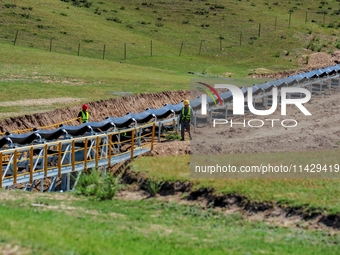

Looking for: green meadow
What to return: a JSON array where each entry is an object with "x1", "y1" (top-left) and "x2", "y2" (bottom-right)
[
  {"x1": 1, "y1": 191, "x2": 340, "y2": 255},
  {"x1": 1, "y1": 0, "x2": 340, "y2": 254}
]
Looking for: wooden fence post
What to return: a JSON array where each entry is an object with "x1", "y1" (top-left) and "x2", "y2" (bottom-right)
[
  {"x1": 13, "y1": 30, "x2": 18, "y2": 46},
  {"x1": 199, "y1": 40, "x2": 203, "y2": 55},
  {"x1": 323, "y1": 12, "x2": 326, "y2": 26},
  {"x1": 0, "y1": 153, "x2": 2, "y2": 188},
  {"x1": 179, "y1": 41, "x2": 184, "y2": 56},
  {"x1": 150, "y1": 40, "x2": 153, "y2": 56},
  {"x1": 219, "y1": 36, "x2": 225, "y2": 51}
]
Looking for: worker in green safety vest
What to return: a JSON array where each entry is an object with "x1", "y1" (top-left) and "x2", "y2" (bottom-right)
[
  {"x1": 179, "y1": 99, "x2": 192, "y2": 141},
  {"x1": 78, "y1": 104, "x2": 90, "y2": 124}
]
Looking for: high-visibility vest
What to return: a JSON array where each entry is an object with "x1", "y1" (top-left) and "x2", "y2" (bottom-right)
[
  {"x1": 181, "y1": 107, "x2": 191, "y2": 120},
  {"x1": 80, "y1": 110, "x2": 89, "y2": 123}
]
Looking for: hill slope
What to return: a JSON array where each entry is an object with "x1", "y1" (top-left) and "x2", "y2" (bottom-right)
[{"x1": 1, "y1": 0, "x2": 340, "y2": 75}]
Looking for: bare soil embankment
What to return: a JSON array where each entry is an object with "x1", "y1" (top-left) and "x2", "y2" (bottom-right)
[
  {"x1": 0, "y1": 90, "x2": 189, "y2": 132},
  {"x1": 117, "y1": 168, "x2": 340, "y2": 231}
]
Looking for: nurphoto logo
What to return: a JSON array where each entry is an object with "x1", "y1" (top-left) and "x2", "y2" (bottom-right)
[{"x1": 199, "y1": 84, "x2": 312, "y2": 128}]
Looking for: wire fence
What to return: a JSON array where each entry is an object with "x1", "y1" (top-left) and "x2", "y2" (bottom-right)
[{"x1": 1, "y1": 11, "x2": 339, "y2": 60}]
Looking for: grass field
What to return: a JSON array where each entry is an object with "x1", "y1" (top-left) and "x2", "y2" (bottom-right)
[
  {"x1": 1, "y1": 0, "x2": 340, "y2": 112},
  {"x1": 1, "y1": 191, "x2": 340, "y2": 255},
  {"x1": 1, "y1": 0, "x2": 340, "y2": 254},
  {"x1": 130, "y1": 152, "x2": 340, "y2": 214},
  {"x1": 2, "y1": 0, "x2": 340, "y2": 69}
]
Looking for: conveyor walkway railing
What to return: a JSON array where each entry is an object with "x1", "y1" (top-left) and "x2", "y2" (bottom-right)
[{"x1": 1, "y1": 123, "x2": 156, "y2": 191}]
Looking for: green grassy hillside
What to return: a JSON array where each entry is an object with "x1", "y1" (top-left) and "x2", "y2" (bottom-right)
[
  {"x1": 1, "y1": 0, "x2": 340, "y2": 75},
  {"x1": 1, "y1": 0, "x2": 340, "y2": 113}
]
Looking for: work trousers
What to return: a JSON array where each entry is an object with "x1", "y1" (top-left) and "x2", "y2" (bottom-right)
[{"x1": 181, "y1": 120, "x2": 190, "y2": 139}]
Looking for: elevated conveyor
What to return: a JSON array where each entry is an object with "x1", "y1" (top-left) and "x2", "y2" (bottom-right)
[
  {"x1": 190, "y1": 64, "x2": 340, "y2": 126},
  {"x1": 1, "y1": 123, "x2": 156, "y2": 191}
]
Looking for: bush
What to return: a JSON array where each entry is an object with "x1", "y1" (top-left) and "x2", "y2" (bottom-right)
[
  {"x1": 60, "y1": 0, "x2": 92, "y2": 8},
  {"x1": 273, "y1": 51, "x2": 280, "y2": 58},
  {"x1": 75, "y1": 169, "x2": 119, "y2": 200},
  {"x1": 146, "y1": 178, "x2": 163, "y2": 196},
  {"x1": 165, "y1": 132, "x2": 181, "y2": 140},
  {"x1": 4, "y1": 3, "x2": 16, "y2": 8},
  {"x1": 155, "y1": 22, "x2": 164, "y2": 27},
  {"x1": 106, "y1": 17, "x2": 122, "y2": 23}
]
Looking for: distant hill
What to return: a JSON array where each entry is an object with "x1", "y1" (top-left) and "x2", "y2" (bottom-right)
[{"x1": 1, "y1": 0, "x2": 340, "y2": 75}]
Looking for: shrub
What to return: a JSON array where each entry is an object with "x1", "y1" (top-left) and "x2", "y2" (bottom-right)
[
  {"x1": 60, "y1": 0, "x2": 92, "y2": 8},
  {"x1": 328, "y1": 22, "x2": 335, "y2": 28},
  {"x1": 37, "y1": 24, "x2": 51, "y2": 29},
  {"x1": 273, "y1": 51, "x2": 280, "y2": 58},
  {"x1": 4, "y1": 3, "x2": 16, "y2": 8},
  {"x1": 310, "y1": 43, "x2": 317, "y2": 51},
  {"x1": 165, "y1": 132, "x2": 181, "y2": 140},
  {"x1": 106, "y1": 17, "x2": 122, "y2": 23},
  {"x1": 146, "y1": 178, "x2": 163, "y2": 196},
  {"x1": 21, "y1": 13, "x2": 30, "y2": 19},
  {"x1": 335, "y1": 42, "x2": 340, "y2": 49},
  {"x1": 210, "y1": 4, "x2": 225, "y2": 10},
  {"x1": 75, "y1": 169, "x2": 119, "y2": 201}
]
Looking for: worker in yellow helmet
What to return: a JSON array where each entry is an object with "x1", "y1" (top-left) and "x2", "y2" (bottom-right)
[{"x1": 179, "y1": 99, "x2": 192, "y2": 141}]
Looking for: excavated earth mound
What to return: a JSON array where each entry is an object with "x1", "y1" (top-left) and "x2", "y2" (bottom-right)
[{"x1": 0, "y1": 90, "x2": 189, "y2": 132}]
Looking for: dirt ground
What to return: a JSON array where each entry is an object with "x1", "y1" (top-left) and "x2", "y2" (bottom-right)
[{"x1": 191, "y1": 87, "x2": 340, "y2": 155}]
